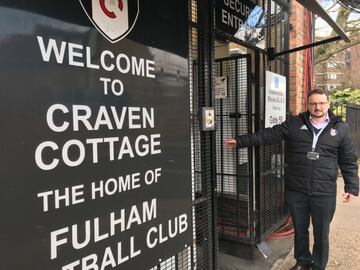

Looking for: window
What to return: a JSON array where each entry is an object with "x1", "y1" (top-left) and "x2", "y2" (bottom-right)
[{"x1": 327, "y1": 73, "x2": 337, "y2": 80}]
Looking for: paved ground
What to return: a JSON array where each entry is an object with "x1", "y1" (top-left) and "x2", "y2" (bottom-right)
[
  {"x1": 220, "y1": 172, "x2": 360, "y2": 270},
  {"x1": 219, "y1": 238, "x2": 293, "y2": 270}
]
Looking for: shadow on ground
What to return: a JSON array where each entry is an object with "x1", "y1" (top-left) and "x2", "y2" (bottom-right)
[{"x1": 219, "y1": 237, "x2": 294, "y2": 270}]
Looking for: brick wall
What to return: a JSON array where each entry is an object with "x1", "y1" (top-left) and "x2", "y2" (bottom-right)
[
  {"x1": 289, "y1": 1, "x2": 307, "y2": 114},
  {"x1": 350, "y1": 44, "x2": 360, "y2": 88}
]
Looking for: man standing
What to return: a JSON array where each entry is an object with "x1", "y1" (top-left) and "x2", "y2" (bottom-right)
[{"x1": 225, "y1": 89, "x2": 359, "y2": 270}]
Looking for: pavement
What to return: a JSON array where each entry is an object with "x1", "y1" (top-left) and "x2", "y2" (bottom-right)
[
  {"x1": 219, "y1": 170, "x2": 360, "y2": 270},
  {"x1": 219, "y1": 237, "x2": 293, "y2": 270}
]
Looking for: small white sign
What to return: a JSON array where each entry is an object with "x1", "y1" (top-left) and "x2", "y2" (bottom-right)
[
  {"x1": 265, "y1": 71, "x2": 286, "y2": 128},
  {"x1": 215, "y1": 76, "x2": 228, "y2": 99}
]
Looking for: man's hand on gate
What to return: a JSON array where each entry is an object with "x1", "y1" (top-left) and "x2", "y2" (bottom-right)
[
  {"x1": 342, "y1": 192, "x2": 356, "y2": 203},
  {"x1": 224, "y1": 138, "x2": 237, "y2": 148}
]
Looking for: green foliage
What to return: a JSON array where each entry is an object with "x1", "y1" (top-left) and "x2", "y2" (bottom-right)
[
  {"x1": 316, "y1": 43, "x2": 330, "y2": 57},
  {"x1": 330, "y1": 88, "x2": 360, "y2": 105},
  {"x1": 330, "y1": 88, "x2": 360, "y2": 120}
]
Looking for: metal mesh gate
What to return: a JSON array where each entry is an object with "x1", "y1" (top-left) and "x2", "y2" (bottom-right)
[
  {"x1": 148, "y1": 1, "x2": 218, "y2": 269},
  {"x1": 214, "y1": 0, "x2": 290, "y2": 255},
  {"x1": 215, "y1": 56, "x2": 255, "y2": 246},
  {"x1": 189, "y1": 0, "x2": 218, "y2": 269},
  {"x1": 256, "y1": 0, "x2": 290, "y2": 242},
  {"x1": 346, "y1": 104, "x2": 360, "y2": 157},
  {"x1": 189, "y1": 0, "x2": 218, "y2": 268}
]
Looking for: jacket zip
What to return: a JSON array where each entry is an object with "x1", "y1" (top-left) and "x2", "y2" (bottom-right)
[
  {"x1": 305, "y1": 120, "x2": 314, "y2": 195},
  {"x1": 309, "y1": 160, "x2": 314, "y2": 195},
  {"x1": 309, "y1": 129, "x2": 314, "y2": 195}
]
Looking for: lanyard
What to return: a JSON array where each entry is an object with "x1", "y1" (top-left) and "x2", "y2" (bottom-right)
[{"x1": 311, "y1": 126, "x2": 327, "y2": 151}]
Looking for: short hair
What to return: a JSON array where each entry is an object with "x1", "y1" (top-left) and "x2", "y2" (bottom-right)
[{"x1": 308, "y1": 88, "x2": 329, "y2": 101}]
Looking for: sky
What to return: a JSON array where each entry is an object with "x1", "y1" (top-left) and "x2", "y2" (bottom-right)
[{"x1": 316, "y1": 0, "x2": 360, "y2": 37}]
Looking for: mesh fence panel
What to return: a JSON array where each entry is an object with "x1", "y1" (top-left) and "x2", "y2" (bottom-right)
[
  {"x1": 346, "y1": 104, "x2": 360, "y2": 157},
  {"x1": 190, "y1": 0, "x2": 217, "y2": 268},
  {"x1": 215, "y1": 56, "x2": 254, "y2": 244},
  {"x1": 148, "y1": 1, "x2": 217, "y2": 269},
  {"x1": 214, "y1": 0, "x2": 290, "y2": 246},
  {"x1": 256, "y1": 0, "x2": 289, "y2": 242}
]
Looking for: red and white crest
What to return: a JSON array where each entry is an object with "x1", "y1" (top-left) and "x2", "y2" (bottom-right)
[
  {"x1": 79, "y1": 0, "x2": 139, "y2": 43},
  {"x1": 330, "y1": 128, "x2": 337, "y2": 136}
]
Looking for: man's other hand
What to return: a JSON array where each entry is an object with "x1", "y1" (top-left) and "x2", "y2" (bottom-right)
[
  {"x1": 342, "y1": 193, "x2": 356, "y2": 203},
  {"x1": 224, "y1": 138, "x2": 237, "y2": 148}
]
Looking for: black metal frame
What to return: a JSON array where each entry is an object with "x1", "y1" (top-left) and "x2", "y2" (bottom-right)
[{"x1": 268, "y1": 36, "x2": 342, "y2": 61}]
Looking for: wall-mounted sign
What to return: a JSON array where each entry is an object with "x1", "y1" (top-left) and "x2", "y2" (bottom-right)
[
  {"x1": 265, "y1": 71, "x2": 287, "y2": 127},
  {"x1": 215, "y1": 76, "x2": 228, "y2": 99},
  {"x1": 0, "y1": 1, "x2": 191, "y2": 269},
  {"x1": 215, "y1": 0, "x2": 265, "y2": 49}
]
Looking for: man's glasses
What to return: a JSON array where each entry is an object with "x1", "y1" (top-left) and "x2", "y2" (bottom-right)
[{"x1": 308, "y1": 102, "x2": 328, "y2": 107}]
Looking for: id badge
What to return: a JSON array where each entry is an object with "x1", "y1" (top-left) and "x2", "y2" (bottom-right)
[{"x1": 307, "y1": 151, "x2": 319, "y2": 160}]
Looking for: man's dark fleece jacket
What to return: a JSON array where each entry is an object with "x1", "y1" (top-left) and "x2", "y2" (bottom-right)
[{"x1": 236, "y1": 111, "x2": 359, "y2": 196}]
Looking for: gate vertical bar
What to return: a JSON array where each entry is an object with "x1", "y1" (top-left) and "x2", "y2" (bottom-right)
[
  {"x1": 220, "y1": 62, "x2": 225, "y2": 234},
  {"x1": 235, "y1": 58, "x2": 240, "y2": 238},
  {"x1": 246, "y1": 54, "x2": 255, "y2": 244}
]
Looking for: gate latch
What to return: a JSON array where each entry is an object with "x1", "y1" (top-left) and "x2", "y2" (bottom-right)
[{"x1": 229, "y1": 112, "x2": 242, "y2": 119}]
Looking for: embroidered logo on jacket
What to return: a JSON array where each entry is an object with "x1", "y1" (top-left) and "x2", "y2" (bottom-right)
[
  {"x1": 300, "y1": 125, "x2": 308, "y2": 130},
  {"x1": 330, "y1": 128, "x2": 337, "y2": 136}
]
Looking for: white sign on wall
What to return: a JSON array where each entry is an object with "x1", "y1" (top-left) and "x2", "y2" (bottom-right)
[{"x1": 265, "y1": 71, "x2": 286, "y2": 127}]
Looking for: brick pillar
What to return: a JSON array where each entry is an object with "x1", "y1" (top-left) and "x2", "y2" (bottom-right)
[{"x1": 289, "y1": 1, "x2": 307, "y2": 114}]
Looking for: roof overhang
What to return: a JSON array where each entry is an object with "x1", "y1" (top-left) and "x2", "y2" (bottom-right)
[
  {"x1": 297, "y1": 0, "x2": 350, "y2": 42},
  {"x1": 268, "y1": 0, "x2": 351, "y2": 60},
  {"x1": 337, "y1": 0, "x2": 360, "y2": 13}
]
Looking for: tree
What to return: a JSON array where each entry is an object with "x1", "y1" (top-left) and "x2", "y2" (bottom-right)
[
  {"x1": 315, "y1": 1, "x2": 360, "y2": 65},
  {"x1": 330, "y1": 88, "x2": 360, "y2": 119}
]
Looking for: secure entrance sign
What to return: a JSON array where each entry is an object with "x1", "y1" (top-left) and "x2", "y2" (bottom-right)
[
  {"x1": 0, "y1": 1, "x2": 191, "y2": 269},
  {"x1": 215, "y1": 0, "x2": 265, "y2": 49}
]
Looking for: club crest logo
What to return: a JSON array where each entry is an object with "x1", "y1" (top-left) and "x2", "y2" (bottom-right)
[
  {"x1": 79, "y1": 0, "x2": 139, "y2": 43},
  {"x1": 330, "y1": 128, "x2": 337, "y2": 136}
]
